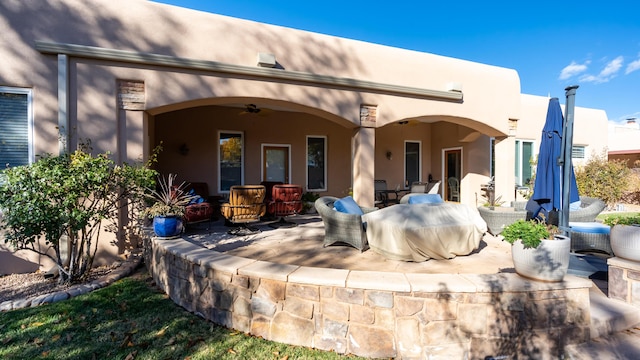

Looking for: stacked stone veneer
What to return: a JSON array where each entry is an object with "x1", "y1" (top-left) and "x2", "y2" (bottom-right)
[
  {"x1": 608, "y1": 257, "x2": 640, "y2": 306},
  {"x1": 147, "y1": 238, "x2": 593, "y2": 359}
]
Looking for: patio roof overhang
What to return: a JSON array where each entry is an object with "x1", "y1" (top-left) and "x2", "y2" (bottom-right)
[{"x1": 35, "y1": 41, "x2": 464, "y2": 102}]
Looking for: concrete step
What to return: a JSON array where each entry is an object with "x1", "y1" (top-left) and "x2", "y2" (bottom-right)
[
  {"x1": 565, "y1": 326, "x2": 640, "y2": 359},
  {"x1": 563, "y1": 253, "x2": 640, "y2": 358},
  {"x1": 589, "y1": 285, "x2": 640, "y2": 339}
]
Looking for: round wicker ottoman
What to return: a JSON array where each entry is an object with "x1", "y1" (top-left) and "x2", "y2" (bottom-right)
[{"x1": 569, "y1": 222, "x2": 612, "y2": 255}]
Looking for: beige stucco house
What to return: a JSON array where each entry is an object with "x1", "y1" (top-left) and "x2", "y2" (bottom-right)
[{"x1": 0, "y1": 0, "x2": 609, "y2": 272}]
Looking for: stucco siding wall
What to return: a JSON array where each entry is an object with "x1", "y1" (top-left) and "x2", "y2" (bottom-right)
[
  {"x1": 519, "y1": 94, "x2": 608, "y2": 167},
  {"x1": 1, "y1": 0, "x2": 520, "y2": 135}
]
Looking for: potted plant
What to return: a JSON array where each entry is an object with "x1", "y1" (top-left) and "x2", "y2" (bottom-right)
[
  {"x1": 143, "y1": 174, "x2": 195, "y2": 238},
  {"x1": 301, "y1": 192, "x2": 320, "y2": 214},
  {"x1": 501, "y1": 219, "x2": 570, "y2": 282},
  {"x1": 604, "y1": 214, "x2": 640, "y2": 261}
]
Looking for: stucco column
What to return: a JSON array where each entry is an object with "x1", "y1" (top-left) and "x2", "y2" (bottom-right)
[
  {"x1": 494, "y1": 136, "x2": 516, "y2": 204},
  {"x1": 353, "y1": 127, "x2": 375, "y2": 207}
]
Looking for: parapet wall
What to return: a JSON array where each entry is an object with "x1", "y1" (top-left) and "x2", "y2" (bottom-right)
[{"x1": 147, "y1": 237, "x2": 593, "y2": 359}]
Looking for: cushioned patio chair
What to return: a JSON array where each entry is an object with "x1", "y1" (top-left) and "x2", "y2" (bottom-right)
[
  {"x1": 547, "y1": 196, "x2": 607, "y2": 225},
  {"x1": 268, "y1": 184, "x2": 303, "y2": 228},
  {"x1": 220, "y1": 185, "x2": 266, "y2": 235},
  {"x1": 182, "y1": 182, "x2": 216, "y2": 226},
  {"x1": 315, "y1": 196, "x2": 377, "y2": 252}
]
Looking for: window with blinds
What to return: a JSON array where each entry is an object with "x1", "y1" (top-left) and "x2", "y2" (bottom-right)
[
  {"x1": 572, "y1": 146, "x2": 585, "y2": 159},
  {"x1": 0, "y1": 88, "x2": 32, "y2": 169}
]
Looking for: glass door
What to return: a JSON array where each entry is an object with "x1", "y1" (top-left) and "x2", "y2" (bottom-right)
[
  {"x1": 263, "y1": 145, "x2": 290, "y2": 183},
  {"x1": 444, "y1": 148, "x2": 462, "y2": 202}
]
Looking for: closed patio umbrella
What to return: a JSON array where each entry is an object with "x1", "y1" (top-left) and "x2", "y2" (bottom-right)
[{"x1": 529, "y1": 97, "x2": 579, "y2": 223}]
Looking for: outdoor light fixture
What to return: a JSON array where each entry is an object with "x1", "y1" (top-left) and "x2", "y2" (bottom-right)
[{"x1": 386, "y1": 151, "x2": 393, "y2": 160}]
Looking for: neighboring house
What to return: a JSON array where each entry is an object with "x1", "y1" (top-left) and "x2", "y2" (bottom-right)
[
  {"x1": 0, "y1": 0, "x2": 608, "y2": 272},
  {"x1": 515, "y1": 94, "x2": 608, "y2": 188},
  {"x1": 608, "y1": 118, "x2": 640, "y2": 167}
]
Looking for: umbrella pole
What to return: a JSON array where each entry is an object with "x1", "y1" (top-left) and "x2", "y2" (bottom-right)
[{"x1": 559, "y1": 85, "x2": 579, "y2": 235}]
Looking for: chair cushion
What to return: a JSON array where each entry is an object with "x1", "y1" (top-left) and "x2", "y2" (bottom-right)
[
  {"x1": 569, "y1": 222, "x2": 610, "y2": 234},
  {"x1": 408, "y1": 194, "x2": 444, "y2": 204},
  {"x1": 334, "y1": 196, "x2": 364, "y2": 215}
]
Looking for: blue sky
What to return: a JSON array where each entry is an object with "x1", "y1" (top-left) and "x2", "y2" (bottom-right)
[{"x1": 154, "y1": 0, "x2": 640, "y2": 124}]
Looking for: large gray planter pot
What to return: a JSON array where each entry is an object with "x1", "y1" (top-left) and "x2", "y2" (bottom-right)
[
  {"x1": 511, "y1": 235, "x2": 570, "y2": 282},
  {"x1": 610, "y1": 224, "x2": 640, "y2": 261}
]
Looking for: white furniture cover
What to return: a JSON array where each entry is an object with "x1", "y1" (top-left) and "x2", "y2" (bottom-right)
[{"x1": 362, "y1": 203, "x2": 488, "y2": 261}]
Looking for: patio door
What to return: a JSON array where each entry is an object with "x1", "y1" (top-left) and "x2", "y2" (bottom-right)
[
  {"x1": 263, "y1": 145, "x2": 290, "y2": 183},
  {"x1": 443, "y1": 148, "x2": 462, "y2": 202}
]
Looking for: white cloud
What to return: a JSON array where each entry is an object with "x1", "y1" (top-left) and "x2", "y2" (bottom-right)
[
  {"x1": 626, "y1": 58, "x2": 640, "y2": 74},
  {"x1": 559, "y1": 60, "x2": 590, "y2": 80},
  {"x1": 579, "y1": 56, "x2": 624, "y2": 83},
  {"x1": 601, "y1": 56, "x2": 623, "y2": 76}
]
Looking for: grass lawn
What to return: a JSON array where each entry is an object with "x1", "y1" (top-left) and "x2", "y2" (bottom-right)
[
  {"x1": 597, "y1": 211, "x2": 640, "y2": 222},
  {"x1": 0, "y1": 268, "x2": 364, "y2": 360}
]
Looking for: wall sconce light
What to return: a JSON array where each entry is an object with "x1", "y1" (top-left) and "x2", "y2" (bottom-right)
[
  {"x1": 386, "y1": 151, "x2": 393, "y2": 160},
  {"x1": 179, "y1": 143, "x2": 189, "y2": 156}
]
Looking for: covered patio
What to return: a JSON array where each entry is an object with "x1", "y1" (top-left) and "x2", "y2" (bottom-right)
[{"x1": 145, "y1": 213, "x2": 636, "y2": 359}]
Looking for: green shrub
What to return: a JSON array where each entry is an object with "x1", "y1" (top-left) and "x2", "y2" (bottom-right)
[
  {"x1": 603, "y1": 214, "x2": 640, "y2": 226},
  {"x1": 0, "y1": 145, "x2": 156, "y2": 283},
  {"x1": 575, "y1": 149, "x2": 631, "y2": 207}
]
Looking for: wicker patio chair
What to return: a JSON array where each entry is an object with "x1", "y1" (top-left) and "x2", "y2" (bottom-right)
[
  {"x1": 477, "y1": 205, "x2": 528, "y2": 236},
  {"x1": 315, "y1": 196, "x2": 377, "y2": 252},
  {"x1": 548, "y1": 196, "x2": 607, "y2": 225}
]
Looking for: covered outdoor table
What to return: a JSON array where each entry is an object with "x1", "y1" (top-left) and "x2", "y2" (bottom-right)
[{"x1": 362, "y1": 203, "x2": 487, "y2": 262}]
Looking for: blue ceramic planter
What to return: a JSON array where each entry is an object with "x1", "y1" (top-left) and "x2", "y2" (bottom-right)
[{"x1": 153, "y1": 216, "x2": 183, "y2": 238}]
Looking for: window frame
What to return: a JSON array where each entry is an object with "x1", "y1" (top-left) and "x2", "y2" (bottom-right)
[
  {"x1": 0, "y1": 86, "x2": 34, "y2": 168},
  {"x1": 218, "y1": 130, "x2": 244, "y2": 193},
  {"x1": 404, "y1": 140, "x2": 422, "y2": 189},
  {"x1": 306, "y1": 135, "x2": 327, "y2": 192},
  {"x1": 515, "y1": 139, "x2": 535, "y2": 187},
  {"x1": 572, "y1": 145, "x2": 585, "y2": 159}
]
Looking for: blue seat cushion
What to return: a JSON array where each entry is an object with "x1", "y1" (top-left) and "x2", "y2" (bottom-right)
[
  {"x1": 334, "y1": 196, "x2": 364, "y2": 215},
  {"x1": 569, "y1": 222, "x2": 610, "y2": 234},
  {"x1": 408, "y1": 194, "x2": 444, "y2": 204}
]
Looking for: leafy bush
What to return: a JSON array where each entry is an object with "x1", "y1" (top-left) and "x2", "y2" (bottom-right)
[
  {"x1": 501, "y1": 219, "x2": 559, "y2": 249},
  {"x1": 603, "y1": 214, "x2": 640, "y2": 226},
  {"x1": 0, "y1": 146, "x2": 156, "y2": 283},
  {"x1": 575, "y1": 149, "x2": 631, "y2": 207}
]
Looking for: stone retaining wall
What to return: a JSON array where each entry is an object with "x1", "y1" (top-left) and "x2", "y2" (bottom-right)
[
  {"x1": 608, "y1": 257, "x2": 640, "y2": 307},
  {"x1": 147, "y1": 237, "x2": 592, "y2": 359}
]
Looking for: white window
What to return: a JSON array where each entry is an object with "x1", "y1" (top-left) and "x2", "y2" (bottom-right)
[
  {"x1": 218, "y1": 131, "x2": 243, "y2": 192},
  {"x1": 515, "y1": 140, "x2": 534, "y2": 186},
  {"x1": 0, "y1": 87, "x2": 33, "y2": 169},
  {"x1": 306, "y1": 136, "x2": 326, "y2": 191}
]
